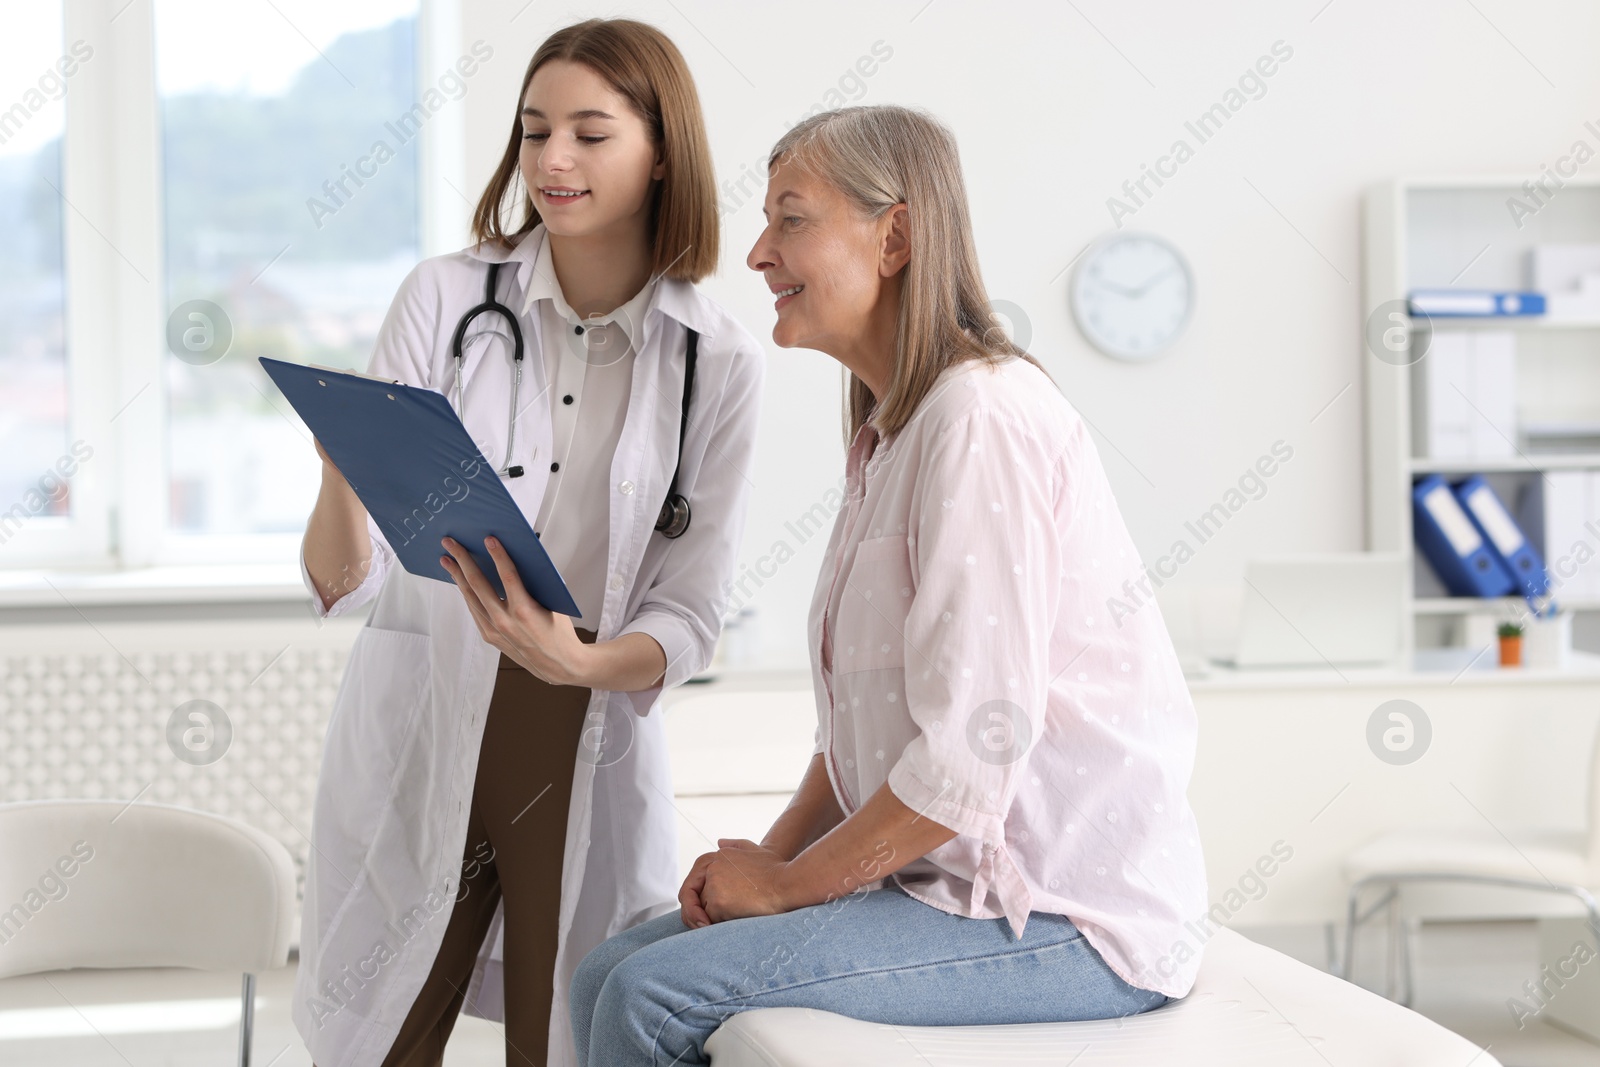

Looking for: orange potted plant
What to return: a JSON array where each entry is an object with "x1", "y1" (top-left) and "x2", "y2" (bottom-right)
[{"x1": 1498, "y1": 620, "x2": 1524, "y2": 667}]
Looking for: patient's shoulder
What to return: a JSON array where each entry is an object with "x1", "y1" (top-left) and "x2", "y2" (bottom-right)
[{"x1": 909, "y1": 355, "x2": 1078, "y2": 447}]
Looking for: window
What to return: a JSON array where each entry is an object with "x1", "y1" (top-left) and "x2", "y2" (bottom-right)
[
  {"x1": 0, "y1": 0, "x2": 440, "y2": 574},
  {"x1": 156, "y1": 0, "x2": 421, "y2": 541},
  {"x1": 0, "y1": 4, "x2": 71, "y2": 551}
]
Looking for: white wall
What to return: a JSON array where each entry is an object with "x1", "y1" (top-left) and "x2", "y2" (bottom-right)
[{"x1": 450, "y1": 0, "x2": 1600, "y2": 669}]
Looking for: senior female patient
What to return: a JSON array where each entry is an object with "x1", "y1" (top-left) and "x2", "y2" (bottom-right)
[{"x1": 568, "y1": 104, "x2": 1209, "y2": 1066}]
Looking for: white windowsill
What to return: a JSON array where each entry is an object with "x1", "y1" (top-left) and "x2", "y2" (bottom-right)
[{"x1": 0, "y1": 565, "x2": 311, "y2": 608}]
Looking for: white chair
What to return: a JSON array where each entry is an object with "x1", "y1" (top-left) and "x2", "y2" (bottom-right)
[
  {"x1": 0, "y1": 799, "x2": 297, "y2": 1067},
  {"x1": 703, "y1": 926, "x2": 1497, "y2": 1066},
  {"x1": 1341, "y1": 720, "x2": 1600, "y2": 1003}
]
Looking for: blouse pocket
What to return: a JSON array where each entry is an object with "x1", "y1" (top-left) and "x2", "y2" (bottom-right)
[{"x1": 832, "y1": 534, "x2": 914, "y2": 675}]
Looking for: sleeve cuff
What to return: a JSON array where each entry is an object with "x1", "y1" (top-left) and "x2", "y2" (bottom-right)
[
  {"x1": 298, "y1": 546, "x2": 335, "y2": 619},
  {"x1": 615, "y1": 609, "x2": 703, "y2": 714},
  {"x1": 885, "y1": 757, "x2": 1007, "y2": 843},
  {"x1": 298, "y1": 532, "x2": 386, "y2": 620}
]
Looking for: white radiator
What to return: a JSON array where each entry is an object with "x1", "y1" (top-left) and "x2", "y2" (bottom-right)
[{"x1": 0, "y1": 617, "x2": 364, "y2": 904}]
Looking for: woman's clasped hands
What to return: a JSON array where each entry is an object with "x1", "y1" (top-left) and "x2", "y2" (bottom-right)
[{"x1": 678, "y1": 838, "x2": 796, "y2": 928}]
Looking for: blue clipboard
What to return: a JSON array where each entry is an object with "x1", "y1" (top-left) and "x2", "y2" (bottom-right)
[{"x1": 260, "y1": 357, "x2": 580, "y2": 616}]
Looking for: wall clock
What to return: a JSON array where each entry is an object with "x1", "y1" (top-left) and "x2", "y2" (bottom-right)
[{"x1": 1070, "y1": 232, "x2": 1194, "y2": 360}]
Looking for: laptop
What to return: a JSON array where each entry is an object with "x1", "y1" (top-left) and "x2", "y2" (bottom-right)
[{"x1": 1210, "y1": 553, "x2": 1406, "y2": 669}]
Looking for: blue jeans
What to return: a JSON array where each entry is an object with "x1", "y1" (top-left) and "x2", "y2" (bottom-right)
[{"x1": 570, "y1": 883, "x2": 1169, "y2": 1066}]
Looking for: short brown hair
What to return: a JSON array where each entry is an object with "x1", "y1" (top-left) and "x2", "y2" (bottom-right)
[
  {"x1": 472, "y1": 19, "x2": 717, "y2": 282},
  {"x1": 768, "y1": 106, "x2": 1053, "y2": 444}
]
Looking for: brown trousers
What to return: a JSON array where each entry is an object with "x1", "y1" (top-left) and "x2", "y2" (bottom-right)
[{"x1": 374, "y1": 631, "x2": 598, "y2": 1067}]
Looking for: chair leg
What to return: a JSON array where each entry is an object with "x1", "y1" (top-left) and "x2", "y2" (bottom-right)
[
  {"x1": 1342, "y1": 884, "x2": 1361, "y2": 980},
  {"x1": 1344, "y1": 876, "x2": 1600, "y2": 1003},
  {"x1": 1399, "y1": 916, "x2": 1421, "y2": 1008},
  {"x1": 239, "y1": 972, "x2": 256, "y2": 1067},
  {"x1": 1385, "y1": 891, "x2": 1402, "y2": 1000}
]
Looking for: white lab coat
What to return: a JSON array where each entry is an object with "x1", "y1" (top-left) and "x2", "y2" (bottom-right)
[{"x1": 290, "y1": 225, "x2": 765, "y2": 1067}]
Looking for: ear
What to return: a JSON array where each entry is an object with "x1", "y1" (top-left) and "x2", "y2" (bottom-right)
[
  {"x1": 879, "y1": 203, "x2": 910, "y2": 279},
  {"x1": 652, "y1": 146, "x2": 667, "y2": 183}
]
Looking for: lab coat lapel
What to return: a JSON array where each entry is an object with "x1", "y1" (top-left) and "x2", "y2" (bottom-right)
[
  {"x1": 453, "y1": 230, "x2": 554, "y2": 505},
  {"x1": 506, "y1": 229, "x2": 553, "y2": 501},
  {"x1": 605, "y1": 272, "x2": 720, "y2": 647},
  {"x1": 606, "y1": 305, "x2": 678, "y2": 643}
]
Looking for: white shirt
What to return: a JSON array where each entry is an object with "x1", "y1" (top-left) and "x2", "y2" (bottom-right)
[
  {"x1": 808, "y1": 355, "x2": 1209, "y2": 998},
  {"x1": 522, "y1": 227, "x2": 659, "y2": 629}
]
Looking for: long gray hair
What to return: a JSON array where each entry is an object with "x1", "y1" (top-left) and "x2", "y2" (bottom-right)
[{"x1": 767, "y1": 105, "x2": 1052, "y2": 445}]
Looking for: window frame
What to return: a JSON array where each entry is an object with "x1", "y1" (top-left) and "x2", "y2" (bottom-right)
[
  {"x1": 2, "y1": 0, "x2": 458, "y2": 576},
  {"x1": 0, "y1": 0, "x2": 112, "y2": 567}
]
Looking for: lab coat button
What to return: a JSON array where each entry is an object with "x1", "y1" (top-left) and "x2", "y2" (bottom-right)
[
  {"x1": 619, "y1": 480, "x2": 634, "y2": 495},
  {"x1": 608, "y1": 574, "x2": 624, "y2": 592}
]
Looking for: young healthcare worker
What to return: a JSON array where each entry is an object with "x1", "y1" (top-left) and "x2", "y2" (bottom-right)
[{"x1": 291, "y1": 19, "x2": 764, "y2": 1067}]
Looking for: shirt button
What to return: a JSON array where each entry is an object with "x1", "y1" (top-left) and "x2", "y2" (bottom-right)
[
  {"x1": 608, "y1": 574, "x2": 624, "y2": 592},
  {"x1": 619, "y1": 480, "x2": 634, "y2": 495},
  {"x1": 550, "y1": 462, "x2": 560, "y2": 472},
  {"x1": 563, "y1": 394, "x2": 574, "y2": 405}
]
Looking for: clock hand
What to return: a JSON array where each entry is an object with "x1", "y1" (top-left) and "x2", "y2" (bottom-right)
[{"x1": 1127, "y1": 267, "x2": 1175, "y2": 298}]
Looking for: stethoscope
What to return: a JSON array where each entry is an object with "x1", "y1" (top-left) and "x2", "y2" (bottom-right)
[{"x1": 447, "y1": 261, "x2": 696, "y2": 539}]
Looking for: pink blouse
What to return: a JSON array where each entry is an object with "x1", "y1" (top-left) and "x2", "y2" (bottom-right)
[{"x1": 806, "y1": 355, "x2": 1209, "y2": 997}]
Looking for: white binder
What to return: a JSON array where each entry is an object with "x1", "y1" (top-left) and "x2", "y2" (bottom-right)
[{"x1": 1413, "y1": 330, "x2": 1516, "y2": 460}]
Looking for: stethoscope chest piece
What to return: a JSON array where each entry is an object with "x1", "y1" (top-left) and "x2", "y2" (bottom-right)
[{"x1": 656, "y1": 494, "x2": 691, "y2": 539}]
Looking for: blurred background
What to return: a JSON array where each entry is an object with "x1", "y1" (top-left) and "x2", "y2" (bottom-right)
[{"x1": 5, "y1": 1, "x2": 1600, "y2": 1064}]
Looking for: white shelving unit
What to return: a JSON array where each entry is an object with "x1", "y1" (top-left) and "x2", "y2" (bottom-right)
[{"x1": 1363, "y1": 175, "x2": 1600, "y2": 659}]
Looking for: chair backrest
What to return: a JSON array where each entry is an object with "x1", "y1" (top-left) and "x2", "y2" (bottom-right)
[{"x1": 0, "y1": 799, "x2": 296, "y2": 980}]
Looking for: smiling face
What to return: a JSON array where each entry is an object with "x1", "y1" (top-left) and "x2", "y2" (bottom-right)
[
  {"x1": 746, "y1": 157, "x2": 904, "y2": 355},
  {"x1": 519, "y1": 59, "x2": 664, "y2": 239}
]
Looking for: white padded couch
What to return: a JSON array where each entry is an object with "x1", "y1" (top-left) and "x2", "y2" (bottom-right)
[{"x1": 703, "y1": 926, "x2": 1498, "y2": 1066}]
